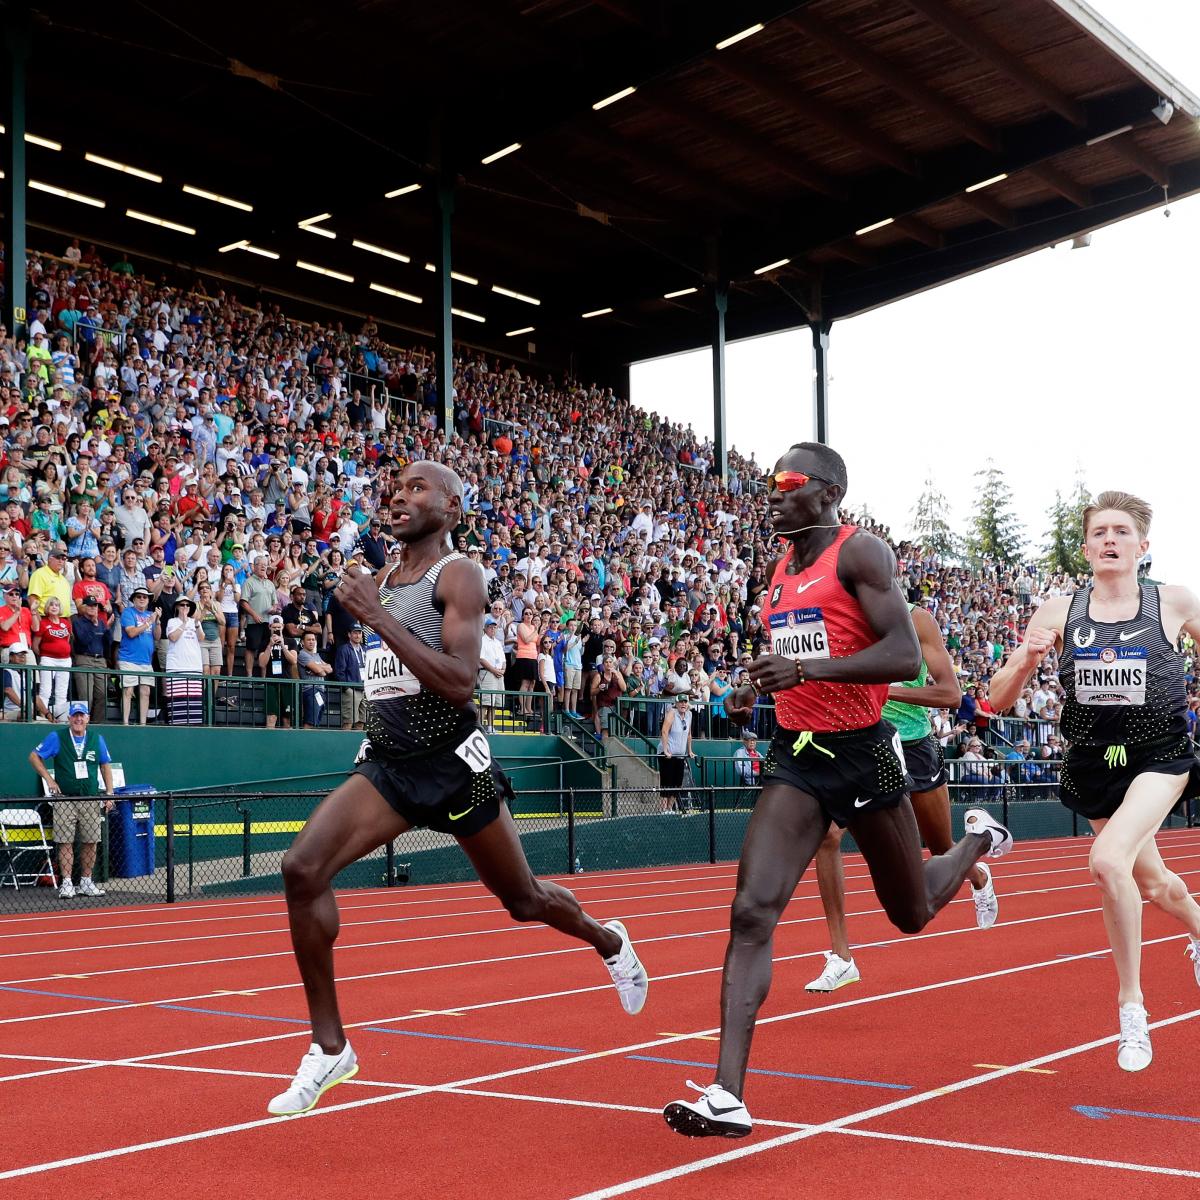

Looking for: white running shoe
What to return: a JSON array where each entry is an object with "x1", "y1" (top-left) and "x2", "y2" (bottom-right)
[
  {"x1": 1116, "y1": 1003, "x2": 1152, "y2": 1072},
  {"x1": 77, "y1": 877, "x2": 105, "y2": 897},
  {"x1": 663, "y1": 1079, "x2": 752, "y2": 1138},
  {"x1": 805, "y1": 950, "x2": 860, "y2": 993},
  {"x1": 1187, "y1": 935, "x2": 1200, "y2": 988},
  {"x1": 603, "y1": 920, "x2": 649, "y2": 1014},
  {"x1": 972, "y1": 862, "x2": 999, "y2": 930},
  {"x1": 58, "y1": 879, "x2": 75, "y2": 899},
  {"x1": 267, "y1": 1042, "x2": 359, "y2": 1115},
  {"x1": 964, "y1": 808, "x2": 1013, "y2": 858}
]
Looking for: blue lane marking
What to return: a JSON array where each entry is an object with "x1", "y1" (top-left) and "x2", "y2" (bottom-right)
[
  {"x1": 1074, "y1": 1104, "x2": 1200, "y2": 1124},
  {"x1": 0, "y1": 984, "x2": 131, "y2": 1004},
  {"x1": 627, "y1": 1054, "x2": 911, "y2": 1090},
  {"x1": 158, "y1": 1005, "x2": 308, "y2": 1024},
  {"x1": 363, "y1": 1026, "x2": 584, "y2": 1054}
]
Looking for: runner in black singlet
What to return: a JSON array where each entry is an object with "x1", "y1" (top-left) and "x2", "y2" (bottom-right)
[
  {"x1": 267, "y1": 463, "x2": 648, "y2": 1116},
  {"x1": 990, "y1": 490, "x2": 1200, "y2": 1073}
]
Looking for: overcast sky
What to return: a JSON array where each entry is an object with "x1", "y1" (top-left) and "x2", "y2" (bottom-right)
[{"x1": 631, "y1": 1, "x2": 1200, "y2": 586}]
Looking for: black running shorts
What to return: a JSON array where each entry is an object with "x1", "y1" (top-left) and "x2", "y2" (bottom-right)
[
  {"x1": 1060, "y1": 735, "x2": 1200, "y2": 821},
  {"x1": 352, "y1": 727, "x2": 514, "y2": 837},
  {"x1": 761, "y1": 720, "x2": 912, "y2": 828},
  {"x1": 902, "y1": 735, "x2": 947, "y2": 795}
]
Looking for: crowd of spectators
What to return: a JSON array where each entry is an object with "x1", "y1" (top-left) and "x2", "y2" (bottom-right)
[{"x1": 0, "y1": 240, "x2": 1135, "y2": 782}]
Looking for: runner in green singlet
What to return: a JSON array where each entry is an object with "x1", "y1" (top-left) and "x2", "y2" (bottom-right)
[{"x1": 805, "y1": 603, "x2": 1000, "y2": 992}]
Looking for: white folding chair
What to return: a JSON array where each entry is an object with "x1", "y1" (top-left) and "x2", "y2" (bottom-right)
[{"x1": 0, "y1": 808, "x2": 57, "y2": 890}]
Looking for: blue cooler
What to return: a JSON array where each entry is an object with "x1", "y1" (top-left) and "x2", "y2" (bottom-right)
[{"x1": 109, "y1": 787, "x2": 157, "y2": 877}]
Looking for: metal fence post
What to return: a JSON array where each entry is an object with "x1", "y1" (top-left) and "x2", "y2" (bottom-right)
[
  {"x1": 1002, "y1": 789, "x2": 1009, "y2": 830},
  {"x1": 1072, "y1": 811, "x2": 1079, "y2": 838},
  {"x1": 97, "y1": 811, "x2": 109, "y2": 884},
  {"x1": 567, "y1": 788, "x2": 576, "y2": 875},
  {"x1": 165, "y1": 794, "x2": 176, "y2": 903},
  {"x1": 386, "y1": 839, "x2": 397, "y2": 887},
  {"x1": 187, "y1": 804, "x2": 194, "y2": 895},
  {"x1": 242, "y1": 807, "x2": 252, "y2": 877},
  {"x1": 707, "y1": 787, "x2": 716, "y2": 864}
]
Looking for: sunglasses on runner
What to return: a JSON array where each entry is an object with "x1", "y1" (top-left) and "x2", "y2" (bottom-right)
[{"x1": 763, "y1": 470, "x2": 832, "y2": 493}]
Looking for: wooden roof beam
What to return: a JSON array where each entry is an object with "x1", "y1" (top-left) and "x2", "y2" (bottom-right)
[
  {"x1": 892, "y1": 216, "x2": 944, "y2": 248},
  {"x1": 962, "y1": 192, "x2": 1017, "y2": 229},
  {"x1": 783, "y1": 10, "x2": 999, "y2": 152},
  {"x1": 1026, "y1": 163, "x2": 1092, "y2": 208},
  {"x1": 824, "y1": 239, "x2": 879, "y2": 267},
  {"x1": 904, "y1": 0, "x2": 1086, "y2": 126},
  {"x1": 638, "y1": 94, "x2": 847, "y2": 200},
  {"x1": 1106, "y1": 133, "x2": 1171, "y2": 187},
  {"x1": 712, "y1": 53, "x2": 921, "y2": 177}
]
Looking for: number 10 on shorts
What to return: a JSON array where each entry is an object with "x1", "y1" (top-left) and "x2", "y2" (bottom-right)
[{"x1": 455, "y1": 730, "x2": 492, "y2": 773}]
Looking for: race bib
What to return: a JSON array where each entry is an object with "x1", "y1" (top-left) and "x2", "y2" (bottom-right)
[
  {"x1": 454, "y1": 728, "x2": 492, "y2": 774},
  {"x1": 769, "y1": 607, "x2": 831, "y2": 660},
  {"x1": 1074, "y1": 646, "x2": 1147, "y2": 706},
  {"x1": 363, "y1": 631, "x2": 420, "y2": 701}
]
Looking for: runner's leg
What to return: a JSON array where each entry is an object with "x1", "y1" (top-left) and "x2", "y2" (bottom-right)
[
  {"x1": 1088, "y1": 771, "x2": 1188, "y2": 1006},
  {"x1": 281, "y1": 774, "x2": 411, "y2": 1053},
  {"x1": 848, "y1": 796, "x2": 990, "y2": 933},
  {"x1": 813, "y1": 825, "x2": 853, "y2": 961},
  {"x1": 1131, "y1": 831, "x2": 1200, "y2": 935},
  {"x1": 715, "y1": 784, "x2": 829, "y2": 1096},
  {"x1": 459, "y1": 805, "x2": 621, "y2": 957},
  {"x1": 911, "y1": 783, "x2": 987, "y2": 889}
]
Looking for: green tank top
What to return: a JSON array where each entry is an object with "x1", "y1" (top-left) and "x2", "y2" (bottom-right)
[{"x1": 882, "y1": 604, "x2": 932, "y2": 743}]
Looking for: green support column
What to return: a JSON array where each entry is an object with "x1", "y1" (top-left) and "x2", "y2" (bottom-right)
[
  {"x1": 2, "y1": 19, "x2": 29, "y2": 337},
  {"x1": 811, "y1": 319, "x2": 832, "y2": 445},
  {"x1": 435, "y1": 181, "x2": 454, "y2": 435},
  {"x1": 712, "y1": 284, "x2": 728, "y2": 481}
]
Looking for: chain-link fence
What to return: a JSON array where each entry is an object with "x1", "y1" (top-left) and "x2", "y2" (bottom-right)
[{"x1": 3, "y1": 782, "x2": 1194, "y2": 915}]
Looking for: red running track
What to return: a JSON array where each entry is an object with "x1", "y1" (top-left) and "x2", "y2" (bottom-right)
[{"x1": 1, "y1": 830, "x2": 1199, "y2": 1199}]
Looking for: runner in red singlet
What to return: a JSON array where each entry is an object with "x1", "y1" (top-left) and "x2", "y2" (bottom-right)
[{"x1": 663, "y1": 442, "x2": 1013, "y2": 1139}]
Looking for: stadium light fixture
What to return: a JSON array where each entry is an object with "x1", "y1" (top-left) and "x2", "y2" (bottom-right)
[
  {"x1": 182, "y1": 184, "x2": 253, "y2": 212},
  {"x1": 663, "y1": 286, "x2": 699, "y2": 298},
  {"x1": 855, "y1": 217, "x2": 894, "y2": 235},
  {"x1": 582, "y1": 307, "x2": 613, "y2": 318},
  {"x1": 384, "y1": 183, "x2": 422, "y2": 198},
  {"x1": 126, "y1": 209, "x2": 196, "y2": 235},
  {"x1": 28, "y1": 180, "x2": 105, "y2": 208},
  {"x1": 481, "y1": 142, "x2": 521, "y2": 165},
  {"x1": 451, "y1": 307, "x2": 486, "y2": 323},
  {"x1": 297, "y1": 261, "x2": 354, "y2": 282},
  {"x1": 352, "y1": 239, "x2": 411, "y2": 263},
  {"x1": 506, "y1": 326, "x2": 535, "y2": 337},
  {"x1": 1085, "y1": 124, "x2": 1133, "y2": 146},
  {"x1": 298, "y1": 213, "x2": 336, "y2": 238},
  {"x1": 85, "y1": 153, "x2": 162, "y2": 183},
  {"x1": 716, "y1": 24, "x2": 764, "y2": 50},
  {"x1": 491, "y1": 285, "x2": 540, "y2": 306},
  {"x1": 752, "y1": 257, "x2": 790, "y2": 275},
  {"x1": 369, "y1": 283, "x2": 423, "y2": 304},
  {"x1": 593, "y1": 86, "x2": 636, "y2": 111},
  {"x1": 964, "y1": 173, "x2": 1008, "y2": 193},
  {"x1": 218, "y1": 240, "x2": 250, "y2": 253},
  {"x1": 242, "y1": 243, "x2": 280, "y2": 259},
  {"x1": 423, "y1": 263, "x2": 480, "y2": 285},
  {"x1": 25, "y1": 133, "x2": 62, "y2": 150}
]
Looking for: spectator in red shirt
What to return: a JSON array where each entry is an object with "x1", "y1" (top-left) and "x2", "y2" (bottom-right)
[
  {"x1": 0, "y1": 584, "x2": 34, "y2": 659},
  {"x1": 34, "y1": 595, "x2": 73, "y2": 720}
]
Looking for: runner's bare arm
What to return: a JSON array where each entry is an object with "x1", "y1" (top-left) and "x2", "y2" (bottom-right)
[
  {"x1": 884, "y1": 606, "x2": 962, "y2": 709},
  {"x1": 987, "y1": 595, "x2": 1069, "y2": 712},
  {"x1": 1160, "y1": 584, "x2": 1200, "y2": 645},
  {"x1": 337, "y1": 559, "x2": 484, "y2": 707}
]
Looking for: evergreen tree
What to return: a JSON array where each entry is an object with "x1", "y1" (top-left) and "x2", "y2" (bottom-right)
[
  {"x1": 908, "y1": 475, "x2": 960, "y2": 560},
  {"x1": 1043, "y1": 476, "x2": 1092, "y2": 576},
  {"x1": 967, "y1": 461, "x2": 1025, "y2": 566}
]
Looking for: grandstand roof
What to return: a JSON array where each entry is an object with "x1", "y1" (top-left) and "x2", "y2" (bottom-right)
[{"x1": 15, "y1": 0, "x2": 1200, "y2": 378}]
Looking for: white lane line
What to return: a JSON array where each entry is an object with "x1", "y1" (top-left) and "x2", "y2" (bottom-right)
[
  {"x1": 564, "y1": 1007, "x2": 1200, "y2": 1199},
  {"x1": 6, "y1": 829, "x2": 1192, "y2": 940}
]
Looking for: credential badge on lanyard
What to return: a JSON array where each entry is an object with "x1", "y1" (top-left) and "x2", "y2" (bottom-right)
[{"x1": 769, "y1": 607, "x2": 831, "y2": 660}]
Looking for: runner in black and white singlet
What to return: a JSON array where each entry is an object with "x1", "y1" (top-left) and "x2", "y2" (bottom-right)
[
  {"x1": 990, "y1": 490, "x2": 1200, "y2": 1074},
  {"x1": 267, "y1": 463, "x2": 647, "y2": 1118}
]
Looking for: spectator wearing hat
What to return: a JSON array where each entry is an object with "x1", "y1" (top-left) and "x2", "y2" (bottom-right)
[
  {"x1": 333, "y1": 624, "x2": 367, "y2": 730},
  {"x1": 733, "y1": 731, "x2": 763, "y2": 787},
  {"x1": 27, "y1": 542, "x2": 71, "y2": 617},
  {"x1": 71, "y1": 594, "x2": 111, "y2": 721},
  {"x1": 259, "y1": 615, "x2": 297, "y2": 729},
  {"x1": 164, "y1": 595, "x2": 205, "y2": 724},
  {"x1": 476, "y1": 614, "x2": 507, "y2": 730},
  {"x1": 2, "y1": 640, "x2": 31, "y2": 720},
  {"x1": 118, "y1": 587, "x2": 158, "y2": 725},
  {"x1": 27, "y1": 700, "x2": 114, "y2": 898},
  {"x1": 658, "y1": 693, "x2": 694, "y2": 814},
  {"x1": 0, "y1": 584, "x2": 34, "y2": 662}
]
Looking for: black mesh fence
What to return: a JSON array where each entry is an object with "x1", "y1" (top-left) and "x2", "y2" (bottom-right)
[{"x1": 1, "y1": 784, "x2": 1193, "y2": 914}]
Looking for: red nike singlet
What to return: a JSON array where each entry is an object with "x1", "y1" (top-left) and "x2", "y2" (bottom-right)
[{"x1": 759, "y1": 526, "x2": 887, "y2": 733}]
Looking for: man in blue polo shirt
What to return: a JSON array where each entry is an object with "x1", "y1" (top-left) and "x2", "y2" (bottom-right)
[{"x1": 27, "y1": 701, "x2": 115, "y2": 898}]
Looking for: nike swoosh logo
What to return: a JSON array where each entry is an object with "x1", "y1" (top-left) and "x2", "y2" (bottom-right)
[
  {"x1": 448, "y1": 807, "x2": 476, "y2": 821},
  {"x1": 795, "y1": 577, "x2": 824, "y2": 594},
  {"x1": 1118, "y1": 628, "x2": 1149, "y2": 642},
  {"x1": 853, "y1": 797, "x2": 870, "y2": 808}
]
